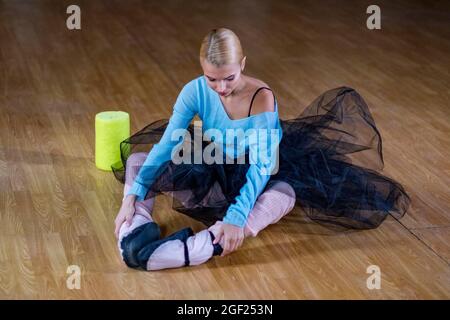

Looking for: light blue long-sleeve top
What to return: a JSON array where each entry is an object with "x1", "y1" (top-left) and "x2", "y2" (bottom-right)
[{"x1": 126, "y1": 75, "x2": 283, "y2": 228}]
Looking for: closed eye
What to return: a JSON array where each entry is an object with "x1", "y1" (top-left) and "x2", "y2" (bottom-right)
[{"x1": 206, "y1": 75, "x2": 235, "y2": 82}]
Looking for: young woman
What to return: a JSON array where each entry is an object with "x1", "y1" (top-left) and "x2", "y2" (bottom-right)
[{"x1": 112, "y1": 28, "x2": 411, "y2": 271}]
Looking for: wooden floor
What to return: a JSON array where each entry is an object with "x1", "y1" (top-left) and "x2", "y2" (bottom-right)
[{"x1": 0, "y1": 0, "x2": 449, "y2": 299}]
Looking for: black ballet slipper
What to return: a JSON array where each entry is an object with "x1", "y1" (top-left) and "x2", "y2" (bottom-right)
[
  {"x1": 120, "y1": 222, "x2": 161, "y2": 268},
  {"x1": 136, "y1": 227, "x2": 195, "y2": 269}
]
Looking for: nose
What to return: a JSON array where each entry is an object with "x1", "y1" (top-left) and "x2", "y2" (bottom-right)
[{"x1": 217, "y1": 81, "x2": 226, "y2": 92}]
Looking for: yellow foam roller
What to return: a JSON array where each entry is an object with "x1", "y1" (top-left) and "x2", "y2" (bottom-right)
[{"x1": 95, "y1": 111, "x2": 130, "y2": 171}]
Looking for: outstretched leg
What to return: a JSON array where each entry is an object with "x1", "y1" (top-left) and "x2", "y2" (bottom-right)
[
  {"x1": 122, "y1": 152, "x2": 156, "y2": 219},
  {"x1": 117, "y1": 152, "x2": 207, "y2": 266},
  {"x1": 118, "y1": 152, "x2": 156, "y2": 257},
  {"x1": 139, "y1": 180, "x2": 297, "y2": 270}
]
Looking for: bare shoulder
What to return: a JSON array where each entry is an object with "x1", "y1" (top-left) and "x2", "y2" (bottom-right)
[{"x1": 247, "y1": 77, "x2": 275, "y2": 114}]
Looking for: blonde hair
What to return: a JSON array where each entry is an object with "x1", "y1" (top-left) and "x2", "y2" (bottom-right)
[{"x1": 199, "y1": 28, "x2": 244, "y2": 67}]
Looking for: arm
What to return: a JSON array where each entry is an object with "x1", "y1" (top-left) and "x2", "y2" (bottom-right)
[
  {"x1": 223, "y1": 88, "x2": 280, "y2": 228},
  {"x1": 126, "y1": 81, "x2": 198, "y2": 202},
  {"x1": 213, "y1": 118, "x2": 281, "y2": 255},
  {"x1": 213, "y1": 89, "x2": 280, "y2": 255},
  {"x1": 222, "y1": 123, "x2": 281, "y2": 227}
]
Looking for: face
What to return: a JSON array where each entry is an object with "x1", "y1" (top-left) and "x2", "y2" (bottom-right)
[{"x1": 200, "y1": 58, "x2": 245, "y2": 97}]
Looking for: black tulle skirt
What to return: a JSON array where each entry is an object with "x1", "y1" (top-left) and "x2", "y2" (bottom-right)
[{"x1": 112, "y1": 87, "x2": 411, "y2": 229}]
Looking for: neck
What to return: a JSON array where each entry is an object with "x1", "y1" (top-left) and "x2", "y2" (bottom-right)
[{"x1": 228, "y1": 75, "x2": 247, "y2": 98}]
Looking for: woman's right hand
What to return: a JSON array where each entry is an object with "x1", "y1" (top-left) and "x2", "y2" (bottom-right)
[{"x1": 114, "y1": 195, "x2": 137, "y2": 239}]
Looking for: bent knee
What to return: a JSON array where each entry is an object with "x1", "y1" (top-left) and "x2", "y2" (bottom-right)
[
  {"x1": 266, "y1": 180, "x2": 296, "y2": 212},
  {"x1": 127, "y1": 152, "x2": 148, "y2": 168}
]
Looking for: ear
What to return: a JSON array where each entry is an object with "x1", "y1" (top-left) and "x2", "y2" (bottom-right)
[{"x1": 240, "y1": 56, "x2": 246, "y2": 72}]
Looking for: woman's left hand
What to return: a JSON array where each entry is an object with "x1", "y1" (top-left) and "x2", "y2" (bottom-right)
[{"x1": 213, "y1": 223, "x2": 245, "y2": 256}]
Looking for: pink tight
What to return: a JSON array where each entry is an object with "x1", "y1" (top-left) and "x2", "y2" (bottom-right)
[{"x1": 118, "y1": 152, "x2": 296, "y2": 270}]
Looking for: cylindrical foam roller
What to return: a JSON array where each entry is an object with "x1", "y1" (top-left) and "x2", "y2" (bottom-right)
[{"x1": 95, "y1": 111, "x2": 130, "y2": 171}]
